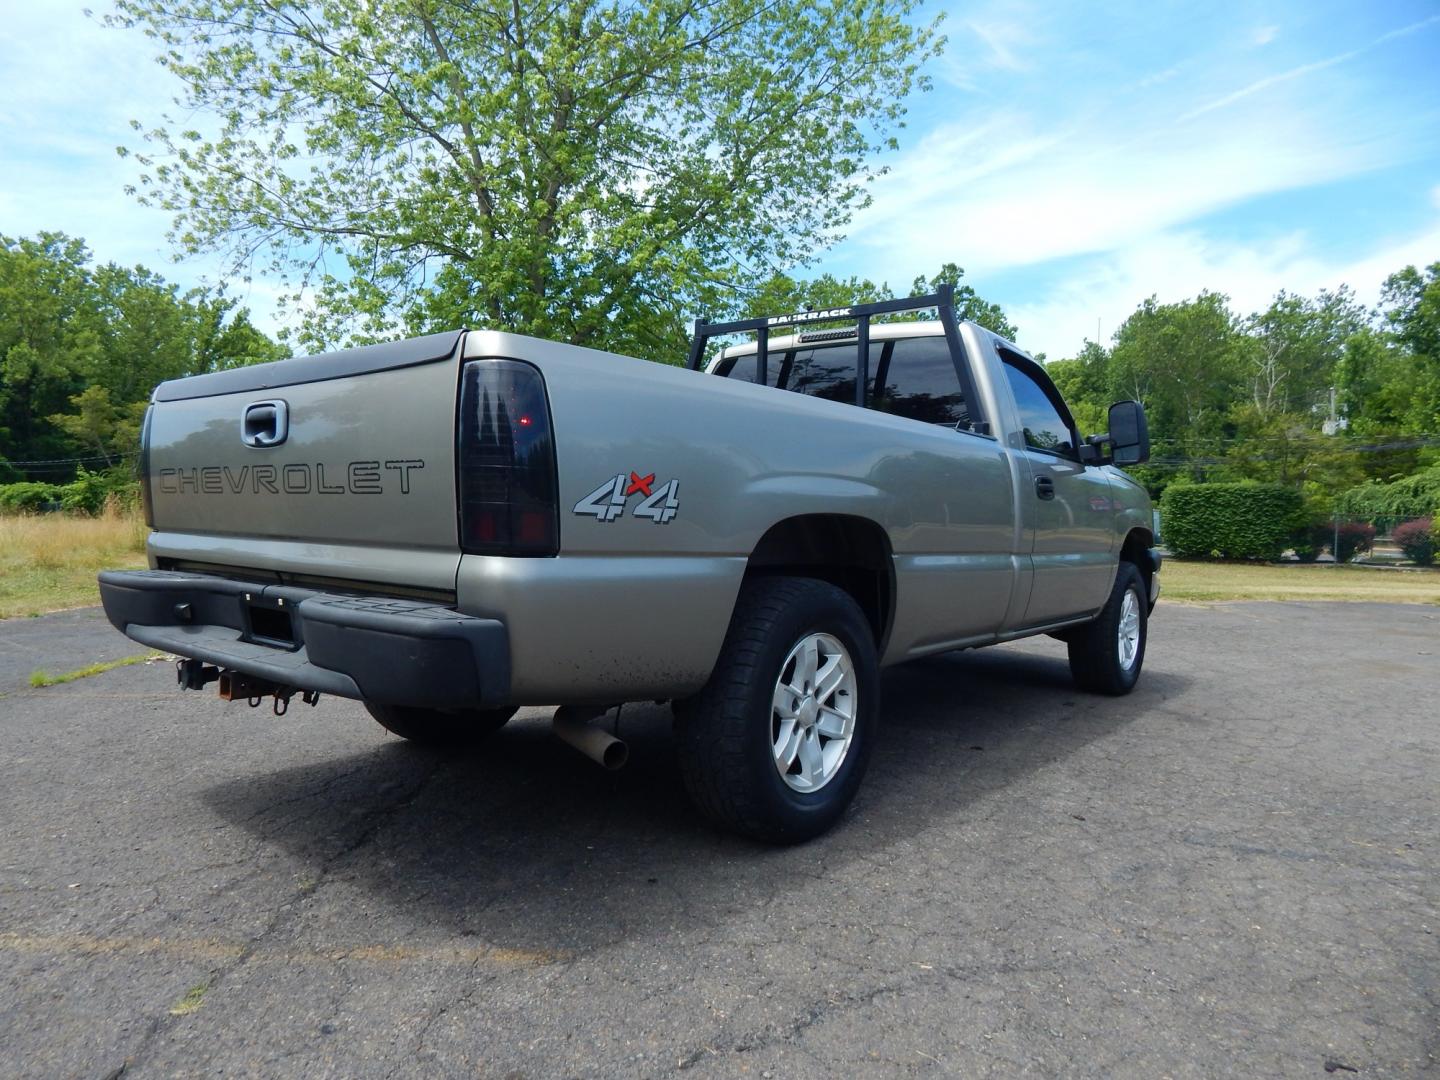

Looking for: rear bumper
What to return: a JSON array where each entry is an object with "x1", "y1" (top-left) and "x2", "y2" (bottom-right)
[{"x1": 97, "y1": 569, "x2": 510, "y2": 708}]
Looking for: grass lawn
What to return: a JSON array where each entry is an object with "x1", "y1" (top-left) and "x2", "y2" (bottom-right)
[
  {"x1": 1164, "y1": 559, "x2": 1440, "y2": 604},
  {"x1": 0, "y1": 511, "x2": 147, "y2": 619},
  {"x1": 4, "y1": 510, "x2": 1439, "y2": 617}
]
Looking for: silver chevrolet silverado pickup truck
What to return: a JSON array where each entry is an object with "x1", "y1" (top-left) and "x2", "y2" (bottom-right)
[{"x1": 99, "y1": 287, "x2": 1158, "y2": 841}]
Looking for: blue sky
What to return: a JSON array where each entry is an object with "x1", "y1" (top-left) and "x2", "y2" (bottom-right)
[{"x1": 2, "y1": 0, "x2": 1438, "y2": 359}]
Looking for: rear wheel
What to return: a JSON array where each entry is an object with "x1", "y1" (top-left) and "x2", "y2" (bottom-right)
[
  {"x1": 674, "y1": 576, "x2": 879, "y2": 843},
  {"x1": 365, "y1": 703, "x2": 517, "y2": 747},
  {"x1": 1067, "y1": 562, "x2": 1148, "y2": 695}
]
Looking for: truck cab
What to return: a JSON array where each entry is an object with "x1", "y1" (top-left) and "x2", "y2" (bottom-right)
[{"x1": 700, "y1": 298, "x2": 1159, "y2": 643}]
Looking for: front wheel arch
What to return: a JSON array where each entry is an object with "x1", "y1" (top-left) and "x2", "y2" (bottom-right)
[{"x1": 1067, "y1": 561, "x2": 1148, "y2": 695}]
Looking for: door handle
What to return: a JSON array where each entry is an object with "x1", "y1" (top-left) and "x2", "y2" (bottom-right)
[
  {"x1": 1034, "y1": 476, "x2": 1055, "y2": 500},
  {"x1": 242, "y1": 400, "x2": 288, "y2": 448}
]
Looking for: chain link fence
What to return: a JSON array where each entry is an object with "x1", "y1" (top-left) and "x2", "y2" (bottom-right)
[{"x1": 1317, "y1": 514, "x2": 1437, "y2": 566}]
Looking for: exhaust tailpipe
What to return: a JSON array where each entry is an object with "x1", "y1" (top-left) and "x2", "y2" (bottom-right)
[{"x1": 552, "y1": 706, "x2": 628, "y2": 770}]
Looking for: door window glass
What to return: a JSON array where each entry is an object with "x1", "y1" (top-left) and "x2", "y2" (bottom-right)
[{"x1": 1002, "y1": 358, "x2": 1076, "y2": 456}]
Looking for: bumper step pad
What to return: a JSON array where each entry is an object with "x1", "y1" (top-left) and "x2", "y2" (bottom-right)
[{"x1": 97, "y1": 570, "x2": 509, "y2": 708}]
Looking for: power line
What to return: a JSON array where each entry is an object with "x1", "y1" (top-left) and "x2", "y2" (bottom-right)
[{"x1": 2, "y1": 451, "x2": 138, "y2": 466}]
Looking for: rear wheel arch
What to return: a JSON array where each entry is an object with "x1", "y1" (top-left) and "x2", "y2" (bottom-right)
[{"x1": 743, "y1": 514, "x2": 894, "y2": 652}]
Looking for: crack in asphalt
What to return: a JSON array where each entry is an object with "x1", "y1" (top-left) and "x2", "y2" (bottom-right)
[
  {"x1": 107, "y1": 753, "x2": 447, "y2": 1077},
  {"x1": 668, "y1": 980, "x2": 906, "y2": 1072}
]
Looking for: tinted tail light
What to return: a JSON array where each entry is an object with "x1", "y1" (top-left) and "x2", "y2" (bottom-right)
[{"x1": 457, "y1": 359, "x2": 559, "y2": 556}]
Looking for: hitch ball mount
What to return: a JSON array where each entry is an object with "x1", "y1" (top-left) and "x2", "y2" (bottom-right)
[{"x1": 176, "y1": 659, "x2": 319, "y2": 715}]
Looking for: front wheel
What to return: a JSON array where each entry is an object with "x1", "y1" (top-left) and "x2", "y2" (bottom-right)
[
  {"x1": 365, "y1": 703, "x2": 517, "y2": 747},
  {"x1": 674, "y1": 576, "x2": 879, "y2": 843},
  {"x1": 1067, "y1": 562, "x2": 1148, "y2": 695}
]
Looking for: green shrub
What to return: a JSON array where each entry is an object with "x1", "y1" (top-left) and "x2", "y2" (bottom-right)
[
  {"x1": 1291, "y1": 535, "x2": 1322, "y2": 562},
  {"x1": 1392, "y1": 518, "x2": 1436, "y2": 566},
  {"x1": 0, "y1": 482, "x2": 63, "y2": 513},
  {"x1": 1160, "y1": 483, "x2": 1304, "y2": 560},
  {"x1": 0, "y1": 469, "x2": 139, "y2": 516},
  {"x1": 57, "y1": 467, "x2": 138, "y2": 515},
  {"x1": 1336, "y1": 467, "x2": 1440, "y2": 523}
]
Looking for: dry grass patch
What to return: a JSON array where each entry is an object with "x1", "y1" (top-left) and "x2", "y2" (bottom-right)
[
  {"x1": 1165, "y1": 560, "x2": 1440, "y2": 604},
  {"x1": 0, "y1": 507, "x2": 147, "y2": 619}
]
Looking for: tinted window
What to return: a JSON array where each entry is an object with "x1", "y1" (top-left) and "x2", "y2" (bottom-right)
[
  {"x1": 718, "y1": 351, "x2": 783, "y2": 387},
  {"x1": 719, "y1": 342, "x2": 881, "y2": 406},
  {"x1": 786, "y1": 345, "x2": 865, "y2": 404},
  {"x1": 1003, "y1": 359, "x2": 1075, "y2": 455},
  {"x1": 872, "y1": 337, "x2": 969, "y2": 427}
]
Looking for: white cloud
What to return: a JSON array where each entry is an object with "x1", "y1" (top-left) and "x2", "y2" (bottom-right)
[
  {"x1": 1251, "y1": 25, "x2": 1280, "y2": 47},
  {"x1": 1131, "y1": 65, "x2": 1183, "y2": 91},
  {"x1": 845, "y1": 100, "x2": 1405, "y2": 278},
  {"x1": 935, "y1": 1, "x2": 1043, "y2": 90},
  {"x1": 966, "y1": 18, "x2": 1033, "y2": 74},
  {"x1": 0, "y1": 0, "x2": 292, "y2": 336},
  {"x1": 1183, "y1": 14, "x2": 1440, "y2": 121},
  {"x1": 1010, "y1": 219, "x2": 1440, "y2": 361},
  {"x1": 831, "y1": 6, "x2": 1439, "y2": 362}
]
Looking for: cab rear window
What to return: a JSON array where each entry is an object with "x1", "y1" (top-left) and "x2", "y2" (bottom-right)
[
  {"x1": 715, "y1": 337, "x2": 968, "y2": 427},
  {"x1": 872, "y1": 337, "x2": 970, "y2": 428}
]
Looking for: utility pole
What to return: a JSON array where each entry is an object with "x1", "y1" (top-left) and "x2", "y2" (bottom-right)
[{"x1": 1322, "y1": 385, "x2": 1348, "y2": 436}]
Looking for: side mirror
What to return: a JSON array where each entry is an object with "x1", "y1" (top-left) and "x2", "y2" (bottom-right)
[{"x1": 1107, "y1": 400, "x2": 1150, "y2": 465}]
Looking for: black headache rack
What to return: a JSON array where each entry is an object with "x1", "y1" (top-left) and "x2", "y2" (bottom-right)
[{"x1": 685, "y1": 283, "x2": 989, "y2": 435}]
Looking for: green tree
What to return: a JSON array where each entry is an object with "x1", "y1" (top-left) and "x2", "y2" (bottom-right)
[
  {"x1": 47, "y1": 386, "x2": 147, "y2": 467},
  {"x1": 113, "y1": 0, "x2": 941, "y2": 359},
  {"x1": 1333, "y1": 325, "x2": 1424, "y2": 449},
  {"x1": 1045, "y1": 339, "x2": 1109, "y2": 435},
  {"x1": 0, "y1": 234, "x2": 102, "y2": 474},
  {"x1": 1108, "y1": 292, "x2": 1246, "y2": 477},
  {"x1": 908, "y1": 263, "x2": 1017, "y2": 339},
  {"x1": 742, "y1": 272, "x2": 891, "y2": 320},
  {"x1": 1243, "y1": 287, "x2": 1369, "y2": 419},
  {"x1": 1378, "y1": 262, "x2": 1440, "y2": 433},
  {"x1": 0, "y1": 232, "x2": 285, "y2": 480},
  {"x1": 742, "y1": 264, "x2": 1015, "y2": 334}
]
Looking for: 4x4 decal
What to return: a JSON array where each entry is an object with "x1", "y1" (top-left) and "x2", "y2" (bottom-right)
[{"x1": 573, "y1": 471, "x2": 679, "y2": 524}]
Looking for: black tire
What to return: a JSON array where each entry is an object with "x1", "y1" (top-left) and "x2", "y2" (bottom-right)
[
  {"x1": 673, "y1": 576, "x2": 879, "y2": 843},
  {"x1": 1067, "y1": 562, "x2": 1148, "y2": 695},
  {"x1": 365, "y1": 703, "x2": 517, "y2": 747}
]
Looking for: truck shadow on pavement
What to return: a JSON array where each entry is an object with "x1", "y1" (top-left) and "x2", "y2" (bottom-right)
[{"x1": 202, "y1": 643, "x2": 1191, "y2": 955}]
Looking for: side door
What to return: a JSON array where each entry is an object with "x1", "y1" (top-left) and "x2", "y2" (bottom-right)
[{"x1": 997, "y1": 348, "x2": 1116, "y2": 625}]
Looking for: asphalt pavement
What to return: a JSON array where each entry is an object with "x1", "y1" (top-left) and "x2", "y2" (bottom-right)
[{"x1": 1, "y1": 601, "x2": 1436, "y2": 1078}]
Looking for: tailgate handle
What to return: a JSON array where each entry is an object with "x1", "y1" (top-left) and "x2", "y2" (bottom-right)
[{"x1": 242, "y1": 400, "x2": 288, "y2": 448}]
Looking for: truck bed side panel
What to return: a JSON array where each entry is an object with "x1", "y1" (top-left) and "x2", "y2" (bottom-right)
[{"x1": 457, "y1": 332, "x2": 1017, "y2": 695}]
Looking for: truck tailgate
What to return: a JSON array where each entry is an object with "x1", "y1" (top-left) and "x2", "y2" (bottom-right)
[{"x1": 146, "y1": 332, "x2": 463, "y2": 594}]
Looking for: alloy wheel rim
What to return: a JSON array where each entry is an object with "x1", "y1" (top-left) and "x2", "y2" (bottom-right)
[
  {"x1": 1118, "y1": 589, "x2": 1141, "y2": 671},
  {"x1": 771, "y1": 632, "x2": 857, "y2": 793}
]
